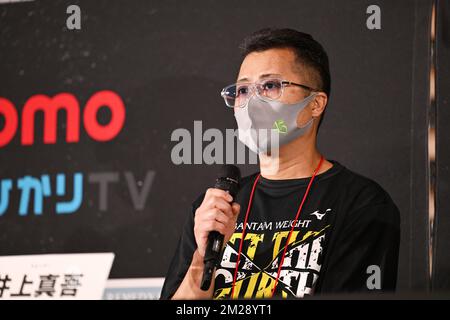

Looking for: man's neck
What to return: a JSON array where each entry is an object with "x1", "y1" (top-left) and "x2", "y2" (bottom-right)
[{"x1": 259, "y1": 138, "x2": 333, "y2": 180}]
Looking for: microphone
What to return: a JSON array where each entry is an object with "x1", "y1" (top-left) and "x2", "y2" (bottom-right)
[{"x1": 200, "y1": 164, "x2": 241, "y2": 291}]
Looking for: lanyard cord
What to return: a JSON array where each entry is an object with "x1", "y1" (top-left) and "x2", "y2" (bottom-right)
[
  {"x1": 230, "y1": 172, "x2": 260, "y2": 299},
  {"x1": 230, "y1": 155, "x2": 324, "y2": 299}
]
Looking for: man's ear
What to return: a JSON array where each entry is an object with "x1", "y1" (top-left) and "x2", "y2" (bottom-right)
[{"x1": 311, "y1": 92, "x2": 328, "y2": 118}]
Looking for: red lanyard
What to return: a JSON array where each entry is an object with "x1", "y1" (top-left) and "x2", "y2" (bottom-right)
[{"x1": 230, "y1": 155, "x2": 324, "y2": 299}]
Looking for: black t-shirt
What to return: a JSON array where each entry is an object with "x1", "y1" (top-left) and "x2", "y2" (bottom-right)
[{"x1": 160, "y1": 160, "x2": 400, "y2": 299}]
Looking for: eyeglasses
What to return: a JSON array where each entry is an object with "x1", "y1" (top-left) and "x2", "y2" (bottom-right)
[{"x1": 220, "y1": 78, "x2": 318, "y2": 108}]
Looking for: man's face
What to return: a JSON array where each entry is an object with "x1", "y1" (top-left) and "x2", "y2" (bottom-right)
[{"x1": 236, "y1": 47, "x2": 315, "y2": 127}]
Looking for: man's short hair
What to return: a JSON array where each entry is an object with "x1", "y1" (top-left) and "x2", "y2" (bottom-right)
[{"x1": 239, "y1": 28, "x2": 331, "y2": 130}]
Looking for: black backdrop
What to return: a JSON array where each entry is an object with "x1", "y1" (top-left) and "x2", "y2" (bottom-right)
[{"x1": 0, "y1": 0, "x2": 445, "y2": 293}]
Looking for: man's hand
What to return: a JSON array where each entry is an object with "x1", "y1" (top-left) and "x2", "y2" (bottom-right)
[{"x1": 194, "y1": 188, "x2": 240, "y2": 258}]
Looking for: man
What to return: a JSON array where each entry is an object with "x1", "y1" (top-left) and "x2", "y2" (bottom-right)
[{"x1": 161, "y1": 28, "x2": 400, "y2": 299}]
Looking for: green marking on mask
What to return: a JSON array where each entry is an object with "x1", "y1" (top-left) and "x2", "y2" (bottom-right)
[{"x1": 273, "y1": 119, "x2": 288, "y2": 134}]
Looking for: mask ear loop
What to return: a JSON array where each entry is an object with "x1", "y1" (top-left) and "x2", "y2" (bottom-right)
[{"x1": 295, "y1": 92, "x2": 318, "y2": 129}]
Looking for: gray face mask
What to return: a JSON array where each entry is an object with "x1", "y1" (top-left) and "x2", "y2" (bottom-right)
[{"x1": 234, "y1": 93, "x2": 316, "y2": 153}]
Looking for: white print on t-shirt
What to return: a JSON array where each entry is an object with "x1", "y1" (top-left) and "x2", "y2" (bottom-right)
[
  {"x1": 235, "y1": 220, "x2": 313, "y2": 232},
  {"x1": 214, "y1": 225, "x2": 330, "y2": 299},
  {"x1": 310, "y1": 208, "x2": 332, "y2": 220}
]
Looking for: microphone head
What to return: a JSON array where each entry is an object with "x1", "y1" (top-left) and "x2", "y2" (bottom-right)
[{"x1": 217, "y1": 165, "x2": 241, "y2": 184}]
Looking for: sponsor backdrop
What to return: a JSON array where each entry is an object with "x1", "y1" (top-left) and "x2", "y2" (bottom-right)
[{"x1": 0, "y1": 0, "x2": 447, "y2": 298}]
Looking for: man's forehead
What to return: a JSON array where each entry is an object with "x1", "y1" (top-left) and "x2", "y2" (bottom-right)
[
  {"x1": 237, "y1": 49, "x2": 305, "y2": 82},
  {"x1": 237, "y1": 73, "x2": 282, "y2": 83},
  {"x1": 237, "y1": 68, "x2": 307, "y2": 83}
]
